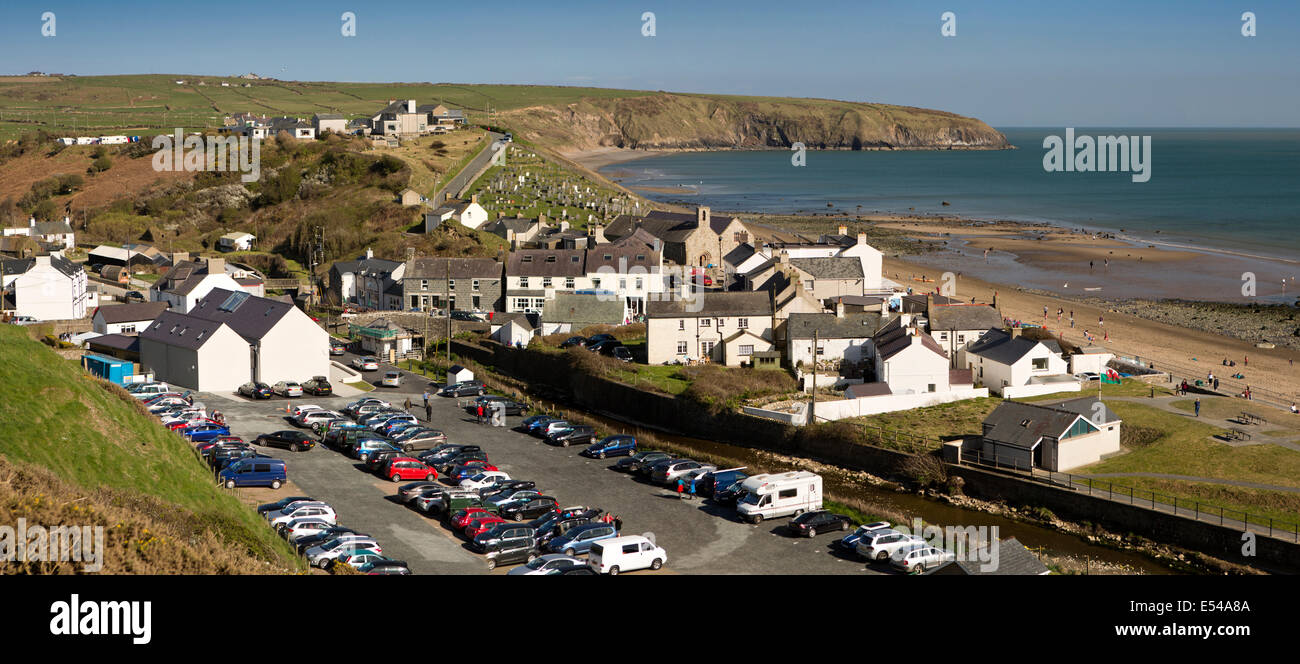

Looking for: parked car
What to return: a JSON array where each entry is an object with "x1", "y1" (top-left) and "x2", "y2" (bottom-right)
[
  {"x1": 696, "y1": 468, "x2": 749, "y2": 498},
  {"x1": 293, "y1": 527, "x2": 359, "y2": 554},
  {"x1": 460, "y1": 471, "x2": 510, "y2": 490},
  {"x1": 464, "y1": 396, "x2": 525, "y2": 416},
  {"x1": 360, "y1": 560, "x2": 411, "y2": 575},
  {"x1": 500, "y1": 495, "x2": 559, "y2": 522},
  {"x1": 181, "y1": 422, "x2": 231, "y2": 442},
  {"x1": 239, "y1": 379, "x2": 274, "y2": 400},
  {"x1": 890, "y1": 545, "x2": 956, "y2": 574},
  {"x1": 280, "y1": 518, "x2": 337, "y2": 542},
  {"x1": 518, "y1": 415, "x2": 556, "y2": 433},
  {"x1": 329, "y1": 342, "x2": 347, "y2": 356},
  {"x1": 547, "y1": 425, "x2": 596, "y2": 447},
  {"x1": 547, "y1": 523, "x2": 619, "y2": 557},
  {"x1": 439, "y1": 381, "x2": 486, "y2": 397},
  {"x1": 450, "y1": 310, "x2": 482, "y2": 322},
  {"x1": 308, "y1": 541, "x2": 381, "y2": 568},
  {"x1": 787, "y1": 510, "x2": 853, "y2": 538},
  {"x1": 255, "y1": 430, "x2": 316, "y2": 452},
  {"x1": 609, "y1": 346, "x2": 633, "y2": 363},
  {"x1": 219, "y1": 458, "x2": 287, "y2": 489},
  {"x1": 558, "y1": 337, "x2": 587, "y2": 349},
  {"x1": 331, "y1": 550, "x2": 392, "y2": 571},
  {"x1": 380, "y1": 457, "x2": 437, "y2": 483},
  {"x1": 484, "y1": 540, "x2": 539, "y2": 570},
  {"x1": 381, "y1": 371, "x2": 403, "y2": 387},
  {"x1": 391, "y1": 430, "x2": 446, "y2": 452},
  {"x1": 651, "y1": 460, "x2": 713, "y2": 485},
  {"x1": 269, "y1": 504, "x2": 338, "y2": 528},
  {"x1": 838, "y1": 521, "x2": 893, "y2": 551},
  {"x1": 506, "y1": 553, "x2": 588, "y2": 576},
  {"x1": 856, "y1": 529, "x2": 927, "y2": 562},
  {"x1": 352, "y1": 356, "x2": 379, "y2": 371},
  {"x1": 536, "y1": 421, "x2": 572, "y2": 439},
  {"x1": 615, "y1": 451, "x2": 671, "y2": 473},
  {"x1": 301, "y1": 376, "x2": 333, "y2": 396},
  {"x1": 463, "y1": 514, "x2": 507, "y2": 538},
  {"x1": 588, "y1": 334, "x2": 617, "y2": 345},
  {"x1": 448, "y1": 461, "x2": 499, "y2": 481},
  {"x1": 291, "y1": 404, "x2": 323, "y2": 418},
  {"x1": 124, "y1": 291, "x2": 146, "y2": 303},
  {"x1": 257, "y1": 496, "x2": 314, "y2": 516},
  {"x1": 361, "y1": 446, "x2": 404, "y2": 468},
  {"x1": 397, "y1": 481, "x2": 441, "y2": 503},
  {"x1": 296, "y1": 409, "x2": 345, "y2": 429},
  {"x1": 272, "y1": 381, "x2": 303, "y2": 397},
  {"x1": 582, "y1": 435, "x2": 637, "y2": 459},
  {"x1": 588, "y1": 535, "x2": 666, "y2": 575}
]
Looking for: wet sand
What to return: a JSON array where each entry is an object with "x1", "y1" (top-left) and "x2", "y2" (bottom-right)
[{"x1": 563, "y1": 147, "x2": 669, "y2": 170}]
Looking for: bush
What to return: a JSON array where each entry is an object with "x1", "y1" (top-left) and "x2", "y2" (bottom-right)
[
  {"x1": 899, "y1": 453, "x2": 948, "y2": 488},
  {"x1": 1121, "y1": 425, "x2": 1163, "y2": 449},
  {"x1": 90, "y1": 155, "x2": 112, "y2": 172},
  {"x1": 678, "y1": 364, "x2": 795, "y2": 412}
]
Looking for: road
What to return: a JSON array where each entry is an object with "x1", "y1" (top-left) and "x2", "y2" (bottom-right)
[
  {"x1": 429, "y1": 132, "x2": 504, "y2": 205},
  {"x1": 205, "y1": 352, "x2": 900, "y2": 575}
]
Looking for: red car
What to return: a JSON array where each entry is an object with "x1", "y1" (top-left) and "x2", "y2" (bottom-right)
[
  {"x1": 167, "y1": 417, "x2": 219, "y2": 431},
  {"x1": 460, "y1": 513, "x2": 504, "y2": 535},
  {"x1": 382, "y1": 457, "x2": 437, "y2": 483},
  {"x1": 451, "y1": 508, "x2": 495, "y2": 530},
  {"x1": 195, "y1": 436, "x2": 245, "y2": 452},
  {"x1": 464, "y1": 516, "x2": 507, "y2": 538}
]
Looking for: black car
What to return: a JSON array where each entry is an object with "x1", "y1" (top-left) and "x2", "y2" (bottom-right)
[
  {"x1": 609, "y1": 346, "x2": 633, "y2": 363},
  {"x1": 588, "y1": 334, "x2": 617, "y2": 345},
  {"x1": 479, "y1": 479, "x2": 536, "y2": 498},
  {"x1": 484, "y1": 540, "x2": 539, "y2": 570},
  {"x1": 533, "y1": 509, "x2": 601, "y2": 548},
  {"x1": 464, "y1": 397, "x2": 526, "y2": 417},
  {"x1": 712, "y1": 481, "x2": 748, "y2": 506},
  {"x1": 439, "y1": 381, "x2": 486, "y2": 397},
  {"x1": 238, "y1": 381, "x2": 274, "y2": 399},
  {"x1": 586, "y1": 340, "x2": 617, "y2": 354},
  {"x1": 417, "y1": 444, "x2": 481, "y2": 465},
  {"x1": 473, "y1": 523, "x2": 538, "y2": 554},
  {"x1": 450, "y1": 311, "x2": 483, "y2": 322},
  {"x1": 500, "y1": 496, "x2": 559, "y2": 522},
  {"x1": 615, "y1": 451, "x2": 671, "y2": 473},
  {"x1": 787, "y1": 510, "x2": 853, "y2": 538},
  {"x1": 440, "y1": 451, "x2": 489, "y2": 472},
  {"x1": 301, "y1": 376, "x2": 333, "y2": 396},
  {"x1": 210, "y1": 449, "x2": 269, "y2": 471},
  {"x1": 257, "y1": 496, "x2": 314, "y2": 516},
  {"x1": 558, "y1": 336, "x2": 587, "y2": 349},
  {"x1": 362, "y1": 560, "x2": 411, "y2": 575},
  {"x1": 637, "y1": 457, "x2": 690, "y2": 479},
  {"x1": 256, "y1": 430, "x2": 316, "y2": 452},
  {"x1": 547, "y1": 425, "x2": 596, "y2": 448},
  {"x1": 366, "y1": 450, "x2": 407, "y2": 473},
  {"x1": 557, "y1": 566, "x2": 597, "y2": 575},
  {"x1": 293, "y1": 527, "x2": 359, "y2": 554},
  {"x1": 124, "y1": 290, "x2": 146, "y2": 302}
]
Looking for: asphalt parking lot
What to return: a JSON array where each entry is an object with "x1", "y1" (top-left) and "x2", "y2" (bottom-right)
[{"x1": 204, "y1": 354, "x2": 894, "y2": 575}]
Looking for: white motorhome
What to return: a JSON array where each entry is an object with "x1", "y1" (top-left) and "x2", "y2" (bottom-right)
[{"x1": 735, "y1": 471, "x2": 823, "y2": 523}]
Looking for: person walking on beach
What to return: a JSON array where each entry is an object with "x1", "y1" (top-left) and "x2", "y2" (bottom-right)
[
  {"x1": 1244, "y1": 355, "x2": 1248, "y2": 367},
  {"x1": 1070, "y1": 311, "x2": 1074, "y2": 328},
  {"x1": 1089, "y1": 260, "x2": 1094, "y2": 271},
  {"x1": 1194, "y1": 398, "x2": 1201, "y2": 417},
  {"x1": 1213, "y1": 377, "x2": 1220, "y2": 391},
  {"x1": 1098, "y1": 315, "x2": 1103, "y2": 327}
]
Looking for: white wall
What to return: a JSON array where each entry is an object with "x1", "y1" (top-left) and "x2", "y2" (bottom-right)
[
  {"x1": 787, "y1": 336, "x2": 871, "y2": 369},
  {"x1": 1001, "y1": 381, "x2": 1082, "y2": 399},
  {"x1": 1054, "y1": 426, "x2": 1121, "y2": 472},
  {"x1": 810, "y1": 388, "x2": 989, "y2": 421},
  {"x1": 1070, "y1": 352, "x2": 1114, "y2": 375},
  {"x1": 878, "y1": 341, "x2": 951, "y2": 394},
  {"x1": 14, "y1": 259, "x2": 86, "y2": 320},
  {"x1": 257, "y1": 307, "x2": 330, "y2": 385}
]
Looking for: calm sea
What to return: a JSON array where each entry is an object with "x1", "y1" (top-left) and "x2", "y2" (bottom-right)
[{"x1": 601, "y1": 128, "x2": 1300, "y2": 262}]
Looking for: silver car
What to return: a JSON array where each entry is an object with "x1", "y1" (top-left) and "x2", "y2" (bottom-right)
[
  {"x1": 889, "y1": 545, "x2": 956, "y2": 574},
  {"x1": 855, "y1": 530, "x2": 925, "y2": 562},
  {"x1": 506, "y1": 553, "x2": 587, "y2": 576}
]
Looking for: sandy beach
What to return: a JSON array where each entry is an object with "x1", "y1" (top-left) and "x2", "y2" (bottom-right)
[{"x1": 563, "y1": 146, "x2": 669, "y2": 170}]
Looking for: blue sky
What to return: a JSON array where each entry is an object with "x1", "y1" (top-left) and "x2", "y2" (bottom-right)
[{"x1": 2, "y1": 0, "x2": 1297, "y2": 127}]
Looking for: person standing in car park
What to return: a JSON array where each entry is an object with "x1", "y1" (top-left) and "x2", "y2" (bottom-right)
[
  {"x1": 476, "y1": 402, "x2": 485, "y2": 424},
  {"x1": 425, "y1": 401, "x2": 433, "y2": 423},
  {"x1": 423, "y1": 389, "x2": 430, "y2": 409},
  {"x1": 403, "y1": 396, "x2": 412, "y2": 413}
]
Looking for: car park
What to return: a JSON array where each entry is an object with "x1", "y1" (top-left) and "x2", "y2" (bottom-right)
[
  {"x1": 787, "y1": 510, "x2": 853, "y2": 538},
  {"x1": 439, "y1": 381, "x2": 486, "y2": 397},
  {"x1": 381, "y1": 371, "x2": 403, "y2": 388},
  {"x1": 582, "y1": 435, "x2": 637, "y2": 459},
  {"x1": 890, "y1": 545, "x2": 956, "y2": 574},
  {"x1": 219, "y1": 458, "x2": 287, "y2": 489},
  {"x1": 588, "y1": 535, "x2": 666, "y2": 575},
  {"x1": 237, "y1": 382, "x2": 274, "y2": 399},
  {"x1": 506, "y1": 554, "x2": 587, "y2": 576},
  {"x1": 273, "y1": 381, "x2": 303, "y2": 397},
  {"x1": 547, "y1": 522, "x2": 618, "y2": 557},
  {"x1": 352, "y1": 357, "x2": 380, "y2": 371},
  {"x1": 256, "y1": 430, "x2": 316, "y2": 452},
  {"x1": 301, "y1": 376, "x2": 333, "y2": 396}
]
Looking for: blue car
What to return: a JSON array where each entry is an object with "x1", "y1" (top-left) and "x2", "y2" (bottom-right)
[
  {"x1": 182, "y1": 423, "x2": 231, "y2": 442},
  {"x1": 582, "y1": 435, "x2": 637, "y2": 459},
  {"x1": 522, "y1": 416, "x2": 557, "y2": 434},
  {"x1": 546, "y1": 522, "x2": 619, "y2": 557},
  {"x1": 354, "y1": 439, "x2": 400, "y2": 461}
]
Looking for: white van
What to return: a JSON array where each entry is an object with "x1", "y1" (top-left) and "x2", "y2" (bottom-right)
[
  {"x1": 587, "y1": 535, "x2": 666, "y2": 575},
  {"x1": 735, "y1": 471, "x2": 823, "y2": 524}
]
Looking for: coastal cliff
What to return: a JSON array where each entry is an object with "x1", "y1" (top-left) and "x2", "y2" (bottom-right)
[{"x1": 501, "y1": 92, "x2": 1010, "y2": 152}]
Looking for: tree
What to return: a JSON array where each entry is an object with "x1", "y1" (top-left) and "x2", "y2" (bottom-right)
[{"x1": 90, "y1": 155, "x2": 112, "y2": 173}]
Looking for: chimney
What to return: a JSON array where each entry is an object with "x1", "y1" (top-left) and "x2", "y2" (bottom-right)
[
  {"x1": 173, "y1": 251, "x2": 190, "y2": 264},
  {"x1": 697, "y1": 206, "x2": 710, "y2": 226},
  {"x1": 777, "y1": 250, "x2": 789, "y2": 265},
  {"x1": 205, "y1": 257, "x2": 225, "y2": 274},
  {"x1": 471, "y1": 193, "x2": 479, "y2": 205},
  {"x1": 559, "y1": 221, "x2": 569, "y2": 232},
  {"x1": 835, "y1": 298, "x2": 845, "y2": 318},
  {"x1": 857, "y1": 232, "x2": 867, "y2": 246},
  {"x1": 926, "y1": 293, "x2": 934, "y2": 314},
  {"x1": 591, "y1": 224, "x2": 608, "y2": 244},
  {"x1": 1010, "y1": 327, "x2": 1022, "y2": 339},
  {"x1": 365, "y1": 247, "x2": 374, "y2": 260},
  {"x1": 29, "y1": 217, "x2": 36, "y2": 227},
  {"x1": 838, "y1": 224, "x2": 847, "y2": 236},
  {"x1": 506, "y1": 228, "x2": 517, "y2": 249},
  {"x1": 63, "y1": 216, "x2": 70, "y2": 225},
  {"x1": 407, "y1": 99, "x2": 416, "y2": 113},
  {"x1": 35, "y1": 255, "x2": 50, "y2": 266}
]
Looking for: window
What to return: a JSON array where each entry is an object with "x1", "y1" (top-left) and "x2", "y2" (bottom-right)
[
  {"x1": 635, "y1": 278, "x2": 643, "y2": 290},
  {"x1": 778, "y1": 488, "x2": 798, "y2": 499},
  {"x1": 738, "y1": 318, "x2": 749, "y2": 329},
  {"x1": 678, "y1": 320, "x2": 685, "y2": 331},
  {"x1": 1032, "y1": 357, "x2": 1049, "y2": 370},
  {"x1": 592, "y1": 278, "x2": 601, "y2": 289},
  {"x1": 957, "y1": 334, "x2": 966, "y2": 343},
  {"x1": 522, "y1": 255, "x2": 533, "y2": 263},
  {"x1": 927, "y1": 384, "x2": 936, "y2": 393},
  {"x1": 603, "y1": 254, "x2": 612, "y2": 261},
  {"x1": 636, "y1": 254, "x2": 646, "y2": 261},
  {"x1": 472, "y1": 280, "x2": 480, "y2": 291},
  {"x1": 542, "y1": 277, "x2": 552, "y2": 288},
  {"x1": 676, "y1": 341, "x2": 688, "y2": 354},
  {"x1": 448, "y1": 279, "x2": 455, "y2": 289},
  {"x1": 816, "y1": 344, "x2": 825, "y2": 355},
  {"x1": 564, "y1": 277, "x2": 575, "y2": 289},
  {"x1": 739, "y1": 345, "x2": 754, "y2": 356},
  {"x1": 700, "y1": 318, "x2": 711, "y2": 328},
  {"x1": 623, "y1": 544, "x2": 639, "y2": 554},
  {"x1": 420, "y1": 279, "x2": 428, "y2": 290},
  {"x1": 571, "y1": 256, "x2": 580, "y2": 263},
  {"x1": 519, "y1": 277, "x2": 529, "y2": 288},
  {"x1": 804, "y1": 280, "x2": 814, "y2": 291},
  {"x1": 717, "y1": 318, "x2": 724, "y2": 328},
  {"x1": 701, "y1": 341, "x2": 715, "y2": 355},
  {"x1": 619, "y1": 279, "x2": 627, "y2": 290},
  {"x1": 545, "y1": 256, "x2": 557, "y2": 263},
  {"x1": 120, "y1": 324, "x2": 136, "y2": 334}
]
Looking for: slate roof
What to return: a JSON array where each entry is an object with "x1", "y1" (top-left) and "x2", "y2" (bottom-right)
[
  {"x1": 929, "y1": 538, "x2": 1049, "y2": 576},
  {"x1": 647, "y1": 291, "x2": 771, "y2": 318},
  {"x1": 95, "y1": 301, "x2": 170, "y2": 324},
  {"x1": 87, "y1": 333, "x2": 140, "y2": 352},
  {"x1": 900, "y1": 293, "x2": 962, "y2": 314},
  {"x1": 928, "y1": 304, "x2": 1003, "y2": 331},
  {"x1": 405, "y1": 257, "x2": 501, "y2": 280},
  {"x1": 786, "y1": 312, "x2": 882, "y2": 340},
  {"x1": 845, "y1": 382, "x2": 892, "y2": 398},
  {"x1": 964, "y1": 328, "x2": 1045, "y2": 365},
  {"x1": 154, "y1": 260, "x2": 224, "y2": 296},
  {"x1": 186, "y1": 288, "x2": 294, "y2": 342},
  {"x1": 1053, "y1": 396, "x2": 1121, "y2": 425},
  {"x1": 788, "y1": 257, "x2": 863, "y2": 280},
  {"x1": 507, "y1": 250, "x2": 586, "y2": 277},
  {"x1": 873, "y1": 322, "x2": 947, "y2": 362},
  {"x1": 313, "y1": 113, "x2": 344, "y2": 120},
  {"x1": 47, "y1": 254, "x2": 83, "y2": 279},
  {"x1": 949, "y1": 369, "x2": 974, "y2": 385},
  {"x1": 610, "y1": 227, "x2": 661, "y2": 251},
  {"x1": 491, "y1": 312, "x2": 537, "y2": 331},
  {"x1": 723, "y1": 243, "x2": 756, "y2": 267},
  {"x1": 31, "y1": 220, "x2": 73, "y2": 236},
  {"x1": 331, "y1": 257, "x2": 404, "y2": 280},
  {"x1": 584, "y1": 245, "x2": 659, "y2": 273},
  {"x1": 982, "y1": 400, "x2": 1092, "y2": 450},
  {"x1": 1, "y1": 257, "x2": 34, "y2": 276},
  {"x1": 140, "y1": 310, "x2": 229, "y2": 350},
  {"x1": 541, "y1": 292, "x2": 624, "y2": 326}
]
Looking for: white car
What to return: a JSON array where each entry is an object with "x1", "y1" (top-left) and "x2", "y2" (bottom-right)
[
  {"x1": 459, "y1": 471, "x2": 511, "y2": 490},
  {"x1": 273, "y1": 381, "x2": 303, "y2": 397},
  {"x1": 264, "y1": 500, "x2": 325, "y2": 522},
  {"x1": 588, "y1": 535, "x2": 666, "y2": 575},
  {"x1": 381, "y1": 371, "x2": 403, "y2": 387},
  {"x1": 890, "y1": 544, "x2": 956, "y2": 574},
  {"x1": 160, "y1": 409, "x2": 206, "y2": 426},
  {"x1": 506, "y1": 554, "x2": 587, "y2": 576},
  {"x1": 661, "y1": 462, "x2": 716, "y2": 485},
  {"x1": 290, "y1": 404, "x2": 322, "y2": 418},
  {"x1": 280, "y1": 517, "x2": 335, "y2": 540},
  {"x1": 269, "y1": 504, "x2": 338, "y2": 528},
  {"x1": 353, "y1": 357, "x2": 379, "y2": 371},
  {"x1": 307, "y1": 537, "x2": 381, "y2": 567},
  {"x1": 855, "y1": 530, "x2": 926, "y2": 562},
  {"x1": 297, "y1": 410, "x2": 344, "y2": 428}
]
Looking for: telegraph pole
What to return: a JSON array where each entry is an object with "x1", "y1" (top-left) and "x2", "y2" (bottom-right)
[
  {"x1": 445, "y1": 259, "x2": 452, "y2": 365},
  {"x1": 810, "y1": 330, "x2": 818, "y2": 426}
]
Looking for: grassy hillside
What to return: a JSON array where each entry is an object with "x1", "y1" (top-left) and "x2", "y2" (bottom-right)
[{"x1": 0, "y1": 325, "x2": 301, "y2": 573}]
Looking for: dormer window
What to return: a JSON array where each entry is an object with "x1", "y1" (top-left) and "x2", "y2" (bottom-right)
[
  {"x1": 522, "y1": 256, "x2": 533, "y2": 263},
  {"x1": 545, "y1": 256, "x2": 556, "y2": 263}
]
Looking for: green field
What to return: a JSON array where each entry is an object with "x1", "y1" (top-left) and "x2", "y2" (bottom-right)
[{"x1": 0, "y1": 324, "x2": 302, "y2": 573}]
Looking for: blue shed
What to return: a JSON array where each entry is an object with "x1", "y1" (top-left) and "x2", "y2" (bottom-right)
[{"x1": 82, "y1": 353, "x2": 132, "y2": 385}]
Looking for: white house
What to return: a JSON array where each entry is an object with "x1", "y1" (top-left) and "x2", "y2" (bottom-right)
[
  {"x1": 785, "y1": 310, "x2": 882, "y2": 369},
  {"x1": 927, "y1": 303, "x2": 1005, "y2": 367},
  {"x1": 505, "y1": 249, "x2": 592, "y2": 314},
  {"x1": 1069, "y1": 345, "x2": 1115, "y2": 375},
  {"x1": 963, "y1": 328, "x2": 1076, "y2": 397},
  {"x1": 92, "y1": 301, "x2": 170, "y2": 335},
  {"x1": 583, "y1": 242, "x2": 666, "y2": 320},
  {"x1": 452, "y1": 196, "x2": 489, "y2": 230},
  {"x1": 489, "y1": 313, "x2": 536, "y2": 347},
  {"x1": 150, "y1": 256, "x2": 248, "y2": 313},
  {"x1": 140, "y1": 288, "x2": 328, "y2": 392},
  {"x1": 980, "y1": 397, "x2": 1122, "y2": 472},
  {"x1": 217, "y1": 232, "x2": 255, "y2": 252},
  {"x1": 646, "y1": 291, "x2": 774, "y2": 366},
  {"x1": 3, "y1": 217, "x2": 75, "y2": 250},
  {"x1": 758, "y1": 227, "x2": 884, "y2": 293},
  {"x1": 10, "y1": 254, "x2": 89, "y2": 320},
  {"x1": 870, "y1": 318, "x2": 953, "y2": 395}
]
